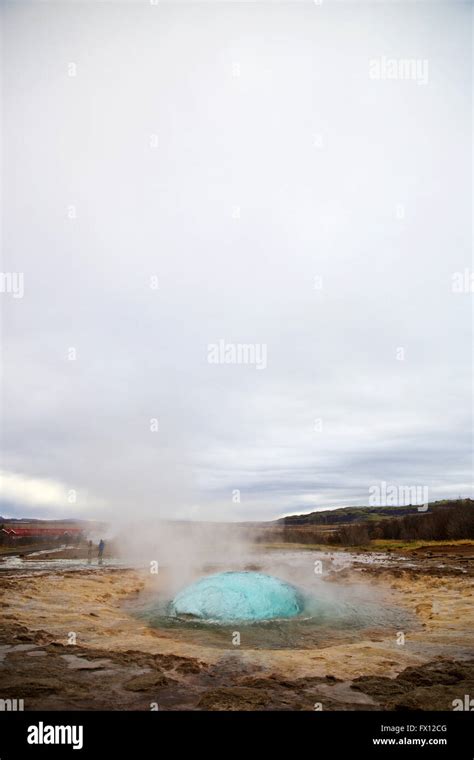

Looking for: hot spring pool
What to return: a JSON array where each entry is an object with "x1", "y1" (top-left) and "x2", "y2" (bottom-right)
[
  {"x1": 172, "y1": 571, "x2": 304, "y2": 622},
  {"x1": 131, "y1": 559, "x2": 417, "y2": 650}
]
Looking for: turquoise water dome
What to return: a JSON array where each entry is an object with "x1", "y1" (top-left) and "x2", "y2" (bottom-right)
[{"x1": 171, "y1": 571, "x2": 304, "y2": 622}]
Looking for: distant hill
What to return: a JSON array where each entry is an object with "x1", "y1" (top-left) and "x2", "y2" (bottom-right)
[
  {"x1": 277, "y1": 499, "x2": 474, "y2": 526},
  {"x1": 0, "y1": 517, "x2": 83, "y2": 524}
]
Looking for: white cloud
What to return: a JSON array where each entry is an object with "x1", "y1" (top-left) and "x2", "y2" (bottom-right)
[
  {"x1": 0, "y1": 1, "x2": 471, "y2": 520},
  {"x1": 0, "y1": 470, "x2": 102, "y2": 517}
]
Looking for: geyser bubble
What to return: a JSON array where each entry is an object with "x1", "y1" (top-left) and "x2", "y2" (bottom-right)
[{"x1": 171, "y1": 571, "x2": 304, "y2": 622}]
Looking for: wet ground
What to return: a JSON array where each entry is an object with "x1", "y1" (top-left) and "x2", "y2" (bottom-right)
[{"x1": 0, "y1": 545, "x2": 473, "y2": 710}]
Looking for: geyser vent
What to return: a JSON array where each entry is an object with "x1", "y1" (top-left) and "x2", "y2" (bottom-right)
[{"x1": 171, "y1": 571, "x2": 304, "y2": 622}]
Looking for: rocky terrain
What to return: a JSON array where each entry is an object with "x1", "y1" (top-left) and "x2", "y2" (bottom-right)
[{"x1": 0, "y1": 545, "x2": 472, "y2": 711}]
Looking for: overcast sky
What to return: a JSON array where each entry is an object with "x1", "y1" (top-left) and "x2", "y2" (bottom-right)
[{"x1": 1, "y1": 0, "x2": 472, "y2": 522}]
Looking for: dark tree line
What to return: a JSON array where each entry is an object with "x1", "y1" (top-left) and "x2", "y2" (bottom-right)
[
  {"x1": 370, "y1": 502, "x2": 474, "y2": 543},
  {"x1": 258, "y1": 501, "x2": 474, "y2": 546}
]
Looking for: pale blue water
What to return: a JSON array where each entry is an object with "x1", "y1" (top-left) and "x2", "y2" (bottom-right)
[
  {"x1": 172, "y1": 571, "x2": 304, "y2": 622},
  {"x1": 132, "y1": 557, "x2": 417, "y2": 649}
]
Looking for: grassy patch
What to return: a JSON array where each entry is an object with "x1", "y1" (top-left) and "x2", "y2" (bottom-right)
[
  {"x1": 367, "y1": 538, "x2": 474, "y2": 553},
  {"x1": 258, "y1": 539, "x2": 474, "y2": 554}
]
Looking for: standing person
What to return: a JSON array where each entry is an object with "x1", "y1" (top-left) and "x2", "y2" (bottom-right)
[
  {"x1": 87, "y1": 540, "x2": 93, "y2": 564},
  {"x1": 98, "y1": 539, "x2": 105, "y2": 565}
]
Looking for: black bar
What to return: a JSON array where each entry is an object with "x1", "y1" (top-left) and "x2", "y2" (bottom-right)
[{"x1": 0, "y1": 711, "x2": 472, "y2": 758}]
